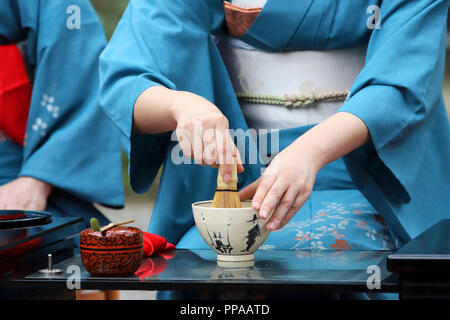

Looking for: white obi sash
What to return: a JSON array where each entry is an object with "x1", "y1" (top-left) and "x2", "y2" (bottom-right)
[{"x1": 217, "y1": 35, "x2": 367, "y2": 129}]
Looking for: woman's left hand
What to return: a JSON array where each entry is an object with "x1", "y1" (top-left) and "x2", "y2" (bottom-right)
[
  {"x1": 0, "y1": 176, "x2": 53, "y2": 211},
  {"x1": 239, "y1": 142, "x2": 322, "y2": 231},
  {"x1": 239, "y1": 112, "x2": 371, "y2": 231}
]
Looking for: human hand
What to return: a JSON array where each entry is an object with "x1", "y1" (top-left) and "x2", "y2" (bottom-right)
[
  {"x1": 171, "y1": 91, "x2": 244, "y2": 181},
  {"x1": 0, "y1": 176, "x2": 53, "y2": 211},
  {"x1": 239, "y1": 111, "x2": 370, "y2": 231},
  {"x1": 239, "y1": 142, "x2": 322, "y2": 231},
  {"x1": 134, "y1": 86, "x2": 244, "y2": 182}
]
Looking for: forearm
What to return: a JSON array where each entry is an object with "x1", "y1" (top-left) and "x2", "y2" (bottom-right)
[
  {"x1": 133, "y1": 85, "x2": 225, "y2": 135},
  {"x1": 18, "y1": 176, "x2": 54, "y2": 197},
  {"x1": 291, "y1": 111, "x2": 370, "y2": 171},
  {"x1": 133, "y1": 86, "x2": 178, "y2": 134},
  {"x1": 0, "y1": 176, "x2": 53, "y2": 211}
]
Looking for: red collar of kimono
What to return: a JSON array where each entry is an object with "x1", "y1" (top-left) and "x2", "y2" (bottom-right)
[{"x1": 224, "y1": 1, "x2": 262, "y2": 38}]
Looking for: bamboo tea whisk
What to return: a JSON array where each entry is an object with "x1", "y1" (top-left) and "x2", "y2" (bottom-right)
[{"x1": 212, "y1": 157, "x2": 242, "y2": 208}]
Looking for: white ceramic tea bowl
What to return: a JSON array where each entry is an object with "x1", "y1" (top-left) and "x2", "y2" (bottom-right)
[{"x1": 192, "y1": 200, "x2": 271, "y2": 263}]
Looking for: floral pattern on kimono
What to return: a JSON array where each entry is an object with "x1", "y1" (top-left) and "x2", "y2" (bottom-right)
[{"x1": 261, "y1": 190, "x2": 396, "y2": 251}]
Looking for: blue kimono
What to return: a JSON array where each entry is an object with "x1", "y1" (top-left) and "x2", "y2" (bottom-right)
[
  {"x1": 99, "y1": 0, "x2": 450, "y2": 249},
  {"x1": 0, "y1": 0, "x2": 124, "y2": 224}
]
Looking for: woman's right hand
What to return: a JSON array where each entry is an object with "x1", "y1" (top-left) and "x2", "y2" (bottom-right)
[
  {"x1": 133, "y1": 86, "x2": 243, "y2": 181},
  {"x1": 171, "y1": 90, "x2": 244, "y2": 180}
]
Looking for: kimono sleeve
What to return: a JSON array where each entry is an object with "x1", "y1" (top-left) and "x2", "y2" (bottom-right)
[
  {"x1": 99, "y1": 0, "x2": 224, "y2": 193},
  {"x1": 16, "y1": 0, "x2": 124, "y2": 207},
  {"x1": 338, "y1": 0, "x2": 449, "y2": 203},
  {"x1": 0, "y1": 0, "x2": 31, "y2": 44}
]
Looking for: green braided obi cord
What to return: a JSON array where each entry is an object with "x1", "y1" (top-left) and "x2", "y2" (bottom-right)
[{"x1": 236, "y1": 90, "x2": 349, "y2": 109}]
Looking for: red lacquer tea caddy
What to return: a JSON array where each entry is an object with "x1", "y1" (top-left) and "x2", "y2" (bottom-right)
[{"x1": 80, "y1": 226, "x2": 143, "y2": 276}]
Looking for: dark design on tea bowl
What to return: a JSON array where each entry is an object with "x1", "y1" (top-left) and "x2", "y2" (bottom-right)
[
  {"x1": 205, "y1": 213, "x2": 263, "y2": 254},
  {"x1": 242, "y1": 214, "x2": 261, "y2": 252}
]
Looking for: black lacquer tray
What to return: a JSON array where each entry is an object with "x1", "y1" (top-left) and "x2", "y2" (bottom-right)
[{"x1": 0, "y1": 210, "x2": 52, "y2": 230}]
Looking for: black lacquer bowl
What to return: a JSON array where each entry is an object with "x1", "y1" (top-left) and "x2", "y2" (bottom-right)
[{"x1": 0, "y1": 210, "x2": 52, "y2": 230}]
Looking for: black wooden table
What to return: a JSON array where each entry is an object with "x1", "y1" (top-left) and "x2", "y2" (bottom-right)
[
  {"x1": 2, "y1": 219, "x2": 450, "y2": 300},
  {"x1": 387, "y1": 219, "x2": 450, "y2": 299},
  {"x1": 5, "y1": 249, "x2": 398, "y2": 297}
]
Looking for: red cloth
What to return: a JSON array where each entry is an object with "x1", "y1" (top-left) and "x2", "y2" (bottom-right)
[
  {"x1": 134, "y1": 256, "x2": 169, "y2": 279},
  {"x1": 142, "y1": 232, "x2": 176, "y2": 257},
  {"x1": 135, "y1": 232, "x2": 176, "y2": 278},
  {"x1": 0, "y1": 45, "x2": 32, "y2": 146}
]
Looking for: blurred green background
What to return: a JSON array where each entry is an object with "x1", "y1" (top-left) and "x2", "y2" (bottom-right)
[
  {"x1": 90, "y1": 0, "x2": 450, "y2": 206},
  {"x1": 91, "y1": 0, "x2": 129, "y2": 40}
]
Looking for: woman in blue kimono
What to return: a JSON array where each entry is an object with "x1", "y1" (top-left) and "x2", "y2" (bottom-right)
[
  {"x1": 0, "y1": 0, "x2": 124, "y2": 225},
  {"x1": 99, "y1": 0, "x2": 450, "y2": 296}
]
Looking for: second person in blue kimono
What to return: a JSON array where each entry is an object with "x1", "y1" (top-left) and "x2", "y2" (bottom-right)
[{"x1": 0, "y1": 0, "x2": 124, "y2": 225}]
